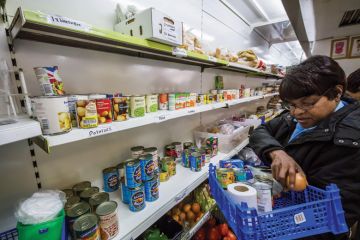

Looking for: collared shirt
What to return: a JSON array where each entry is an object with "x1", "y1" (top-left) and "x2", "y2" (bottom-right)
[{"x1": 289, "y1": 100, "x2": 347, "y2": 142}]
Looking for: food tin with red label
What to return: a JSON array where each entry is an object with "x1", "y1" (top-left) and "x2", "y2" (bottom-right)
[
  {"x1": 73, "y1": 213, "x2": 101, "y2": 240},
  {"x1": 129, "y1": 185, "x2": 146, "y2": 212},
  {"x1": 124, "y1": 159, "x2": 142, "y2": 188},
  {"x1": 165, "y1": 144, "x2": 176, "y2": 158},
  {"x1": 159, "y1": 93, "x2": 168, "y2": 110},
  {"x1": 140, "y1": 154, "x2": 155, "y2": 181},
  {"x1": 96, "y1": 99, "x2": 112, "y2": 124},
  {"x1": 103, "y1": 167, "x2": 119, "y2": 192},
  {"x1": 112, "y1": 96, "x2": 129, "y2": 121},
  {"x1": 96, "y1": 201, "x2": 119, "y2": 240}
]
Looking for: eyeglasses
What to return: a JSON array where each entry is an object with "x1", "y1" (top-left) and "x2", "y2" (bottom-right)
[{"x1": 283, "y1": 88, "x2": 333, "y2": 111}]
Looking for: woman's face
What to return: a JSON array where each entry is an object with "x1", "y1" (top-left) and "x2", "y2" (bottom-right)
[
  {"x1": 287, "y1": 94, "x2": 340, "y2": 128},
  {"x1": 347, "y1": 91, "x2": 360, "y2": 101}
]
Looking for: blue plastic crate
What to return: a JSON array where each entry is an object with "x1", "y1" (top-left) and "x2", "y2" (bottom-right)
[
  {"x1": 0, "y1": 229, "x2": 18, "y2": 240},
  {"x1": 209, "y1": 164, "x2": 348, "y2": 240}
]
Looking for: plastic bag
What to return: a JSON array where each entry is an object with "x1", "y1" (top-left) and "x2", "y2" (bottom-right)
[
  {"x1": 238, "y1": 147, "x2": 262, "y2": 167},
  {"x1": 15, "y1": 190, "x2": 66, "y2": 225}
]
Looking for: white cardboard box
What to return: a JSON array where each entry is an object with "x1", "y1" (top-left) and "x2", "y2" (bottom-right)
[{"x1": 115, "y1": 8, "x2": 183, "y2": 46}]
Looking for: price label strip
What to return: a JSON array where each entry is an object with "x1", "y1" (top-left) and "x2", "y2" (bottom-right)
[
  {"x1": 46, "y1": 14, "x2": 91, "y2": 32},
  {"x1": 172, "y1": 47, "x2": 188, "y2": 58}
]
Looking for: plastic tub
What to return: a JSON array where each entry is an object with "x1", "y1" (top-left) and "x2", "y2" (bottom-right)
[{"x1": 208, "y1": 164, "x2": 348, "y2": 240}]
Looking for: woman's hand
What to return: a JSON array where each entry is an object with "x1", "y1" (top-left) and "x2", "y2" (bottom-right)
[{"x1": 269, "y1": 150, "x2": 305, "y2": 190}]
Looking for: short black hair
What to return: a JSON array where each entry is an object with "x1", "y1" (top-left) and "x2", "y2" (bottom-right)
[
  {"x1": 347, "y1": 68, "x2": 360, "y2": 93},
  {"x1": 279, "y1": 55, "x2": 346, "y2": 102}
]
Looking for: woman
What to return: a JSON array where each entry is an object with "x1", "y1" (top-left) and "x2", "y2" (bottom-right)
[
  {"x1": 347, "y1": 68, "x2": 360, "y2": 100},
  {"x1": 249, "y1": 55, "x2": 360, "y2": 240}
]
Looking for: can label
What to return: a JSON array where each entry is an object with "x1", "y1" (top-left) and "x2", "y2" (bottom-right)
[
  {"x1": 144, "y1": 178, "x2": 159, "y2": 202},
  {"x1": 206, "y1": 137, "x2": 218, "y2": 156},
  {"x1": 130, "y1": 96, "x2": 145, "y2": 117},
  {"x1": 159, "y1": 93, "x2": 168, "y2": 110},
  {"x1": 103, "y1": 171, "x2": 119, "y2": 192},
  {"x1": 140, "y1": 157, "x2": 155, "y2": 181},
  {"x1": 32, "y1": 97, "x2": 71, "y2": 135},
  {"x1": 190, "y1": 153, "x2": 202, "y2": 172},
  {"x1": 253, "y1": 182, "x2": 272, "y2": 213},
  {"x1": 120, "y1": 181, "x2": 130, "y2": 204},
  {"x1": 74, "y1": 223, "x2": 101, "y2": 240},
  {"x1": 34, "y1": 66, "x2": 65, "y2": 96},
  {"x1": 216, "y1": 169, "x2": 235, "y2": 189},
  {"x1": 113, "y1": 97, "x2": 129, "y2": 121},
  {"x1": 129, "y1": 186, "x2": 145, "y2": 212},
  {"x1": 125, "y1": 162, "x2": 142, "y2": 188},
  {"x1": 146, "y1": 95, "x2": 158, "y2": 113},
  {"x1": 182, "y1": 151, "x2": 190, "y2": 168},
  {"x1": 99, "y1": 211, "x2": 119, "y2": 240},
  {"x1": 168, "y1": 93, "x2": 176, "y2": 111},
  {"x1": 96, "y1": 99, "x2": 112, "y2": 124},
  {"x1": 76, "y1": 100, "x2": 98, "y2": 128}
]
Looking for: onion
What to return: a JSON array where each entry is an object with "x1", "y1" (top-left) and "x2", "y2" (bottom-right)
[{"x1": 286, "y1": 173, "x2": 308, "y2": 191}]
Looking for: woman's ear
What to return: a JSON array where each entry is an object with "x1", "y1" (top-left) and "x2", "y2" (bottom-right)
[{"x1": 335, "y1": 85, "x2": 343, "y2": 99}]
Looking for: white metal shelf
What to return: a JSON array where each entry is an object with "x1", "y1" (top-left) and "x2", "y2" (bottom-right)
[
  {"x1": 103, "y1": 138, "x2": 249, "y2": 240},
  {"x1": 0, "y1": 115, "x2": 42, "y2": 146},
  {"x1": 35, "y1": 94, "x2": 277, "y2": 152}
]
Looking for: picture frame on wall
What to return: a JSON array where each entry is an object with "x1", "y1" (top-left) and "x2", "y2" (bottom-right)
[
  {"x1": 330, "y1": 37, "x2": 349, "y2": 59},
  {"x1": 349, "y1": 36, "x2": 360, "y2": 58}
]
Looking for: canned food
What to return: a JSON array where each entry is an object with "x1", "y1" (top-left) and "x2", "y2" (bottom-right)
[
  {"x1": 112, "y1": 96, "x2": 129, "y2": 121},
  {"x1": 161, "y1": 157, "x2": 172, "y2": 173},
  {"x1": 168, "y1": 93, "x2": 176, "y2": 111},
  {"x1": 73, "y1": 213, "x2": 101, "y2": 239},
  {"x1": 206, "y1": 137, "x2": 218, "y2": 156},
  {"x1": 144, "y1": 147, "x2": 159, "y2": 173},
  {"x1": 76, "y1": 99, "x2": 98, "y2": 128},
  {"x1": 144, "y1": 176, "x2": 159, "y2": 202},
  {"x1": 103, "y1": 167, "x2": 119, "y2": 192},
  {"x1": 129, "y1": 185, "x2": 146, "y2": 212},
  {"x1": 66, "y1": 202, "x2": 91, "y2": 238},
  {"x1": 159, "y1": 171, "x2": 169, "y2": 182},
  {"x1": 171, "y1": 142, "x2": 183, "y2": 161},
  {"x1": 189, "y1": 93, "x2": 197, "y2": 107},
  {"x1": 190, "y1": 152, "x2": 202, "y2": 172},
  {"x1": 183, "y1": 142, "x2": 193, "y2": 150},
  {"x1": 96, "y1": 201, "x2": 119, "y2": 240},
  {"x1": 131, "y1": 146, "x2": 144, "y2": 159},
  {"x1": 89, "y1": 192, "x2": 110, "y2": 212},
  {"x1": 130, "y1": 95, "x2": 145, "y2": 118},
  {"x1": 158, "y1": 93, "x2": 168, "y2": 110},
  {"x1": 200, "y1": 150, "x2": 206, "y2": 167},
  {"x1": 64, "y1": 196, "x2": 80, "y2": 210},
  {"x1": 253, "y1": 177, "x2": 273, "y2": 213},
  {"x1": 234, "y1": 168, "x2": 246, "y2": 182},
  {"x1": 124, "y1": 159, "x2": 142, "y2": 188},
  {"x1": 145, "y1": 94, "x2": 158, "y2": 113},
  {"x1": 61, "y1": 188, "x2": 74, "y2": 199},
  {"x1": 165, "y1": 145, "x2": 176, "y2": 158},
  {"x1": 80, "y1": 187, "x2": 100, "y2": 202},
  {"x1": 140, "y1": 154, "x2": 155, "y2": 181},
  {"x1": 73, "y1": 181, "x2": 91, "y2": 196},
  {"x1": 68, "y1": 95, "x2": 88, "y2": 127},
  {"x1": 33, "y1": 66, "x2": 64, "y2": 96},
  {"x1": 120, "y1": 179, "x2": 130, "y2": 204},
  {"x1": 96, "y1": 99, "x2": 112, "y2": 124},
  {"x1": 181, "y1": 150, "x2": 190, "y2": 168},
  {"x1": 32, "y1": 96, "x2": 71, "y2": 135},
  {"x1": 169, "y1": 161, "x2": 176, "y2": 176},
  {"x1": 216, "y1": 168, "x2": 235, "y2": 189}
]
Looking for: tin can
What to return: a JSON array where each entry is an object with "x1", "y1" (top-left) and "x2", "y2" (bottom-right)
[
  {"x1": 165, "y1": 144, "x2": 176, "y2": 158},
  {"x1": 96, "y1": 201, "x2": 119, "y2": 240},
  {"x1": 216, "y1": 168, "x2": 235, "y2": 189},
  {"x1": 203, "y1": 147, "x2": 212, "y2": 163},
  {"x1": 161, "y1": 158, "x2": 172, "y2": 173},
  {"x1": 68, "y1": 95, "x2": 88, "y2": 127},
  {"x1": 66, "y1": 202, "x2": 91, "y2": 238},
  {"x1": 80, "y1": 187, "x2": 100, "y2": 202},
  {"x1": 146, "y1": 94, "x2": 158, "y2": 113},
  {"x1": 206, "y1": 137, "x2": 218, "y2": 156},
  {"x1": 253, "y1": 176, "x2": 273, "y2": 213},
  {"x1": 171, "y1": 142, "x2": 183, "y2": 161},
  {"x1": 120, "y1": 179, "x2": 130, "y2": 204},
  {"x1": 124, "y1": 159, "x2": 142, "y2": 188},
  {"x1": 73, "y1": 181, "x2": 91, "y2": 196},
  {"x1": 144, "y1": 176, "x2": 159, "y2": 202},
  {"x1": 32, "y1": 96, "x2": 71, "y2": 135},
  {"x1": 168, "y1": 93, "x2": 176, "y2": 111},
  {"x1": 199, "y1": 150, "x2": 206, "y2": 167},
  {"x1": 190, "y1": 152, "x2": 202, "y2": 172},
  {"x1": 159, "y1": 171, "x2": 169, "y2": 182},
  {"x1": 169, "y1": 161, "x2": 176, "y2": 176},
  {"x1": 131, "y1": 146, "x2": 144, "y2": 159},
  {"x1": 112, "y1": 96, "x2": 129, "y2": 121},
  {"x1": 62, "y1": 188, "x2": 74, "y2": 199},
  {"x1": 183, "y1": 142, "x2": 193, "y2": 150},
  {"x1": 89, "y1": 192, "x2": 110, "y2": 212},
  {"x1": 34, "y1": 66, "x2": 64, "y2": 96},
  {"x1": 234, "y1": 168, "x2": 247, "y2": 182},
  {"x1": 64, "y1": 196, "x2": 80, "y2": 210},
  {"x1": 159, "y1": 93, "x2": 168, "y2": 110},
  {"x1": 181, "y1": 150, "x2": 190, "y2": 168},
  {"x1": 197, "y1": 94, "x2": 205, "y2": 105},
  {"x1": 129, "y1": 185, "x2": 146, "y2": 212},
  {"x1": 88, "y1": 94, "x2": 107, "y2": 100},
  {"x1": 116, "y1": 163, "x2": 124, "y2": 180},
  {"x1": 189, "y1": 93, "x2": 197, "y2": 107},
  {"x1": 144, "y1": 147, "x2": 159, "y2": 174},
  {"x1": 73, "y1": 213, "x2": 101, "y2": 240},
  {"x1": 140, "y1": 154, "x2": 155, "y2": 181},
  {"x1": 76, "y1": 99, "x2": 98, "y2": 128},
  {"x1": 130, "y1": 95, "x2": 145, "y2": 118},
  {"x1": 103, "y1": 167, "x2": 119, "y2": 192},
  {"x1": 96, "y1": 99, "x2": 112, "y2": 124}
]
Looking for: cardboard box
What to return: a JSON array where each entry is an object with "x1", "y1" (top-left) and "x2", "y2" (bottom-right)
[{"x1": 115, "y1": 8, "x2": 183, "y2": 46}]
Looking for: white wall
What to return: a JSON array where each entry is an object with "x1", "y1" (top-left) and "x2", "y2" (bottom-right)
[
  {"x1": 0, "y1": 0, "x2": 279, "y2": 232},
  {"x1": 313, "y1": 39, "x2": 360, "y2": 76}
]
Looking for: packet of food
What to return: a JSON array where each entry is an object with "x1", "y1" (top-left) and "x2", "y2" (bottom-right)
[{"x1": 34, "y1": 66, "x2": 65, "y2": 96}]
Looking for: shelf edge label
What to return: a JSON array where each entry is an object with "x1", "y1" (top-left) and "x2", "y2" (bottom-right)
[
  {"x1": 172, "y1": 47, "x2": 188, "y2": 58},
  {"x1": 88, "y1": 126, "x2": 112, "y2": 137},
  {"x1": 46, "y1": 14, "x2": 91, "y2": 32}
]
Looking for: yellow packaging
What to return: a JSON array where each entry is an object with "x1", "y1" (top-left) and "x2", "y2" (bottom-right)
[{"x1": 76, "y1": 100, "x2": 98, "y2": 128}]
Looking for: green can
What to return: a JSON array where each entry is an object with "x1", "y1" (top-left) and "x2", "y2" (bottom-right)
[
  {"x1": 146, "y1": 94, "x2": 158, "y2": 113},
  {"x1": 130, "y1": 95, "x2": 145, "y2": 117}
]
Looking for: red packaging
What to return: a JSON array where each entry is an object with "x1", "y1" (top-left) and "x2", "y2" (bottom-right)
[{"x1": 96, "y1": 99, "x2": 112, "y2": 124}]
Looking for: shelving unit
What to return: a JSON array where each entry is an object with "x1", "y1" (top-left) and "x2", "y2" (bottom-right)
[
  {"x1": 101, "y1": 138, "x2": 249, "y2": 240},
  {"x1": 0, "y1": 115, "x2": 41, "y2": 146},
  {"x1": 9, "y1": 8, "x2": 283, "y2": 79},
  {"x1": 34, "y1": 93, "x2": 277, "y2": 153}
]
